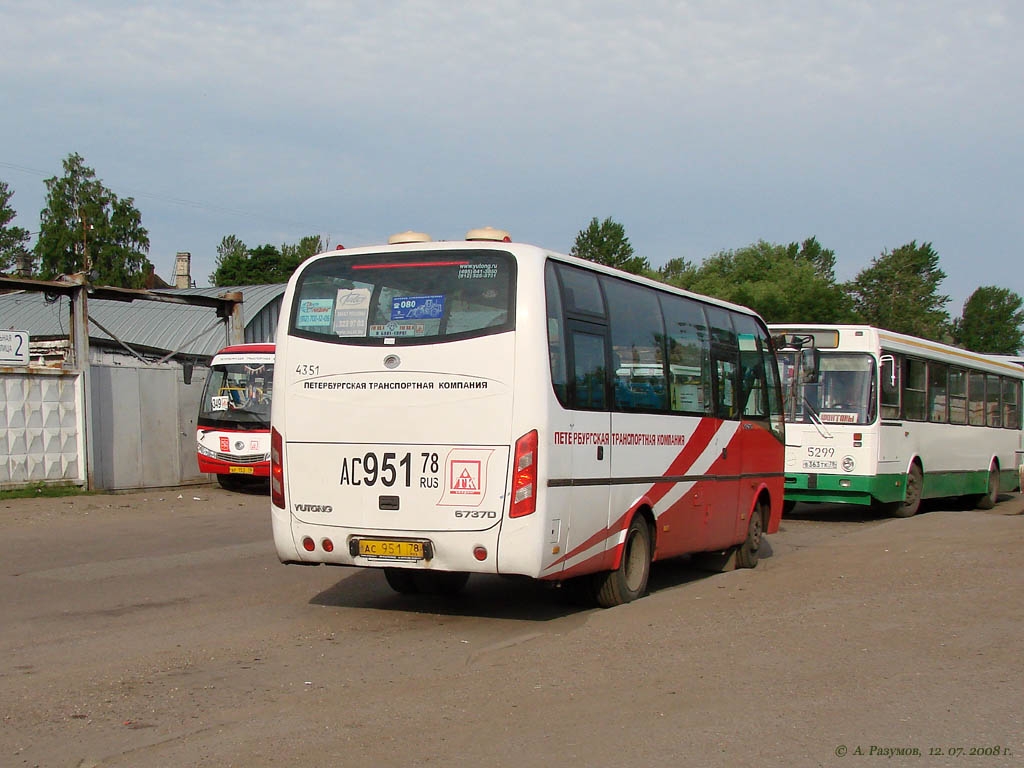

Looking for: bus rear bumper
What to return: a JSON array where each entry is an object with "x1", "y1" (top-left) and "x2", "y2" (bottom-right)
[{"x1": 783, "y1": 472, "x2": 905, "y2": 506}]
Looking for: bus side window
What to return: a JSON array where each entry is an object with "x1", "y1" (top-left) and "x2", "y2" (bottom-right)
[
  {"x1": 570, "y1": 330, "x2": 608, "y2": 410},
  {"x1": 545, "y1": 261, "x2": 569, "y2": 406},
  {"x1": 659, "y1": 294, "x2": 712, "y2": 416},
  {"x1": 928, "y1": 362, "x2": 948, "y2": 423},
  {"x1": 948, "y1": 368, "x2": 968, "y2": 425},
  {"x1": 968, "y1": 371, "x2": 986, "y2": 425},
  {"x1": 880, "y1": 353, "x2": 901, "y2": 419},
  {"x1": 904, "y1": 358, "x2": 926, "y2": 421},
  {"x1": 600, "y1": 276, "x2": 667, "y2": 412},
  {"x1": 986, "y1": 374, "x2": 1002, "y2": 427},
  {"x1": 705, "y1": 306, "x2": 739, "y2": 420},
  {"x1": 1001, "y1": 377, "x2": 1018, "y2": 429},
  {"x1": 733, "y1": 314, "x2": 768, "y2": 420}
]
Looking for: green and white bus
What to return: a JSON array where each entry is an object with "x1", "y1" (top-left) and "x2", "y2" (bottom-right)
[{"x1": 769, "y1": 325, "x2": 1024, "y2": 516}]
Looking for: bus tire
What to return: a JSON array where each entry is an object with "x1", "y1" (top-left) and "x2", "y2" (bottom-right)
[
  {"x1": 735, "y1": 502, "x2": 766, "y2": 569},
  {"x1": 887, "y1": 463, "x2": 923, "y2": 518},
  {"x1": 384, "y1": 567, "x2": 419, "y2": 594},
  {"x1": 216, "y1": 474, "x2": 244, "y2": 491},
  {"x1": 974, "y1": 462, "x2": 1000, "y2": 510},
  {"x1": 413, "y1": 570, "x2": 470, "y2": 595},
  {"x1": 782, "y1": 500, "x2": 796, "y2": 516},
  {"x1": 593, "y1": 515, "x2": 652, "y2": 608}
]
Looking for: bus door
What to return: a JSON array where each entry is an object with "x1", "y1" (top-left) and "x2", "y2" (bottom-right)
[
  {"x1": 706, "y1": 307, "x2": 742, "y2": 550},
  {"x1": 563, "y1": 320, "x2": 612, "y2": 572}
]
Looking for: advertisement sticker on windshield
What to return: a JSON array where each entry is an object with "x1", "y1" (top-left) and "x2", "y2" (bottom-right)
[
  {"x1": 458, "y1": 263, "x2": 498, "y2": 280},
  {"x1": 334, "y1": 288, "x2": 371, "y2": 336},
  {"x1": 297, "y1": 298, "x2": 334, "y2": 328},
  {"x1": 391, "y1": 295, "x2": 444, "y2": 320}
]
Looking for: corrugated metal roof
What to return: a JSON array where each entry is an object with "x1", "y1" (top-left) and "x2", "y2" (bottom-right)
[{"x1": 0, "y1": 284, "x2": 286, "y2": 358}]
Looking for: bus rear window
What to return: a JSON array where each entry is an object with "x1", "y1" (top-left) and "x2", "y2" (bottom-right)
[{"x1": 289, "y1": 251, "x2": 516, "y2": 345}]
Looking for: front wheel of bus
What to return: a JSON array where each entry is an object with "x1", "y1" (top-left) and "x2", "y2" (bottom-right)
[
  {"x1": 593, "y1": 515, "x2": 651, "y2": 608},
  {"x1": 735, "y1": 502, "x2": 766, "y2": 569},
  {"x1": 887, "y1": 463, "x2": 923, "y2": 518},
  {"x1": 974, "y1": 462, "x2": 999, "y2": 510}
]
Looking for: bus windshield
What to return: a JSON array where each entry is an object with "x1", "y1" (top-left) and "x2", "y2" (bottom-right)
[
  {"x1": 198, "y1": 362, "x2": 274, "y2": 430},
  {"x1": 780, "y1": 352, "x2": 876, "y2": 425},
  {"x1": 289, "y1": 250, "x2": 516, "y2": 345}
]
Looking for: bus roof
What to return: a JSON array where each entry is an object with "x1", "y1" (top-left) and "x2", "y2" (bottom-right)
[
  {"x1": 216, "y1": 343, "x2": 275, "y2": 355},
  {"x1": 768, "y1": 324, "x2": 1024, "y2": 378},
  {"x1": 296, "y1": 239, "x2": 768, "y2": 323}
]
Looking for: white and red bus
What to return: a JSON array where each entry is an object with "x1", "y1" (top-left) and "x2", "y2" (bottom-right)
[
  {"x1": 197, "y1": 343, "x2": 275, "y2": 489},
  {"x1": 270, "y1": 230, "x2": 785, "y2": 606}
]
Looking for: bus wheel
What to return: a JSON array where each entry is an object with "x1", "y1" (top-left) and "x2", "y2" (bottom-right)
[
  {"x1": 593, "y1": 515, "x2": 652, "y2": 608},
  {"x1": 974, "y1": 462, "x2": 1000, "y2": 510},
  {"x1": 888, "y1": 463, "x2": 923, "y2": 518},
  {"x1": 413, "y1": 570, "x2": 470, "y2": 595},
  {"x1": 735, "y1": 503, "x2": 765, "y2": 569},
  {"x1": 782, "y1": 500, "x2": 796, "y2": 516},
  {"x1": 384, "y1": 568, "x2": 419, "y2": 594}
]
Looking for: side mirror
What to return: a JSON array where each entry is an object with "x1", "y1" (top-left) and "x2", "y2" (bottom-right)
[
  {"x1": 182, "y1": 361, "x2": 194, "y2": 386},
  {"x1": 799, "y1": 347, "x2": 819, "y2": 384}
]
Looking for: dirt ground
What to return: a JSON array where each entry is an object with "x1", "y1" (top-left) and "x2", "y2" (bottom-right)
[{"x1": 0, "y1": 487, "x2": 1021, "y2": 768}]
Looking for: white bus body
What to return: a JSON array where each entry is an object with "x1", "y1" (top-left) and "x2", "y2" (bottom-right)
[
  {"x1": 770, "y1": 325, "x2": 1024, "y2": 515},
  {"x1": 272, "y1": 237, "x2": 785, "y2": 605}
]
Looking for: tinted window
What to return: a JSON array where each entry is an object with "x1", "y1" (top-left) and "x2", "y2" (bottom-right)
[
  {"x1": 660, "y1": 294, "x2": 712, "y2": 416},
  {"x1": 545, "y1": 261, "x2": 569, "y2": 406},
  {"x1": 705, "y1": 307, "x2": 739, "y2": 420},
  {"x1": 290, "y1": 250, "x2": 514, "y2": 345},
  {"x1": 880, "y1": 353, "x2": 901, "y2": 420},
  {"x1": 571, "y1": 331, "x2": 607, "y2": 410},
  {"x1": 602, "y1": 276, "x2": 667, "y2": 411},
  {"x1": 558, "y1": 265, "x2": 605, "y2": 317},
  {"x1": 733, "y1": 313, "x2": 768, "y2": 419}
]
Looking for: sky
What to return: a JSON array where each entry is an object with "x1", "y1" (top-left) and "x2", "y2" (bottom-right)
[{"x1": 1, "y1": 0, "x2": 1021, "y2": 314}]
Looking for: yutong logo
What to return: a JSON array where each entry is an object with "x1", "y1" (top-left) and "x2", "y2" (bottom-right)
[{"x1": 294, "y1": 503, "x2": 333, "y2": 514}]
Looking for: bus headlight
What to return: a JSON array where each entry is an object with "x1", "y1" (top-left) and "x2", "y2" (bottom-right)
[{"x1": 198, "y1": 444, "x2": 216, "y2": 458}]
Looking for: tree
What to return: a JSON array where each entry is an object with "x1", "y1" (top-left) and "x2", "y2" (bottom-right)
[
  {"x1": 0, "y1": 180, "x2": 32, "y2": 275},
  {"x1": 571, "y1": 217, "x2": 649, "y2": 274},
  {"x1": 953, "y1": 286, "x2": 1024, "y2": 354},
  {"x1": 35, "y1": 153, "x2": 152, "y2": 287},
  {"x1": 656, "y1": 238, "x2": 856, "y2": 324},
  {"x1": 845, "y1": 241, "x2": 950, "y2": 340},
  {"x1": 210, "y1": 234, "x2": 326, "y2": 286}
]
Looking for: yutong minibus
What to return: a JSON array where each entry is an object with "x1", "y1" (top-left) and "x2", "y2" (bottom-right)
[{"x1": 271, "y1": 229, "x2": 785, "y2": 606}]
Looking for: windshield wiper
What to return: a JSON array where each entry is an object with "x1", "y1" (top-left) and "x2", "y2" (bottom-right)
[{"x1": 802, "y1": 396, "x2": 835, "y2": 440}]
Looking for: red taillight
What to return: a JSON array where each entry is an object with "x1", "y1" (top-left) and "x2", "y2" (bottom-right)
[
  {"x1": 302, "y1": 537, "x2": 315, "y2": 552},
  {"x1": 271, "y1": 427, "x2": 285, "y2": 509},
  {"x1": 509, "y1": 429, "x2": 538, "y2": 518},
  {"x1": 322, "y1": 538, "x2": 334, "y2": 553}
]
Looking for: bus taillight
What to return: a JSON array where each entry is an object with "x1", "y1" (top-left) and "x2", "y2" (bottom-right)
[
  {"x1": 510, "y1": 430, "x2": 538, "y2": 518},
  {"x1": 271, "y1": 427, "x2": 285, "y2": 509}
]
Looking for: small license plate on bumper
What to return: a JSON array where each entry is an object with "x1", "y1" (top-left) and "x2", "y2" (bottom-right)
[
  {"x1": 229, "y1": 466, "x2": 255, "y2": 474},
  {"x1": 353, "y1": 538, "x2": 430, "y2": 560}
]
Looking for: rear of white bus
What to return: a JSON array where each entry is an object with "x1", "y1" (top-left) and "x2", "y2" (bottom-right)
[{"x1": 270, "y1": 241, "x2": 545, "y2": 582}]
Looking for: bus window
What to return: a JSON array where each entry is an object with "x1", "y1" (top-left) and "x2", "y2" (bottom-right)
[
  {"x1": 705, "y1": 306, "x2": 739, "y2": 420},
  {"x1": 545, "y1": 261, "x2": 569, "y2": 406},
  {"x1": 733, "y1": 313, "x2": 768, "y2": 419},
  {"x1": 570, "y1": 329, "x2": 608, "y2": 410},
  {"x1": 928, "y1": 362, "x2": 948, "y2": 423},
  {"x1": 660, "y1": 294, "x2": 711, "y2": 416},
  {"x1": 558, "y1": 265, "x2": 605, "y2": 317},
  {"x1": 905, "y1": 359, "x2": 926, "y2": 421},
  {"x1": 880, "y1": 353, "x2": 901, "y2": 419},
  {"x1": 986, "y1": 374, "x2": 1002, "y2": 427},
  {"x1": 968, "y1": 371, "x2": 986, "y2": 426},
  {"x1": 948, "y1": 368, "x2": 968, "y2": 425},
  {"x1": 760, "y1": 330, "x2": 785, "y2": 439},
  {"x1": 601, "y1": 276, "x2": 667, "y2": 411},
  {"x1": 1002, "y1": 378, "x2": 1020, "y2": 429}
]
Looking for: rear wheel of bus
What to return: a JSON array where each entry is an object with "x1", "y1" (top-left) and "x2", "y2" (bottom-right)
[
  {"x1": 384, "y1": 568, "x2": 469, "y2": 596},
  {"x1": 881, "y1": 462, "x2": 923, "y2": 518},
  {"x1": 972, "y1": 461, "x2": 1000, "y2": 510},
  {"x1": 593, "y1": 515, "x2": 652, "y2": 608}
]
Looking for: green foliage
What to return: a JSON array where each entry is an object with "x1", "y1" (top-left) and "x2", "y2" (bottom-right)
[
  {"x1": 845, "y1": 241, "x2": 950, "y2": 340},
  {"x1": 210, "y1": 234, "x2": 326, "y2": 286},
  {"x1": 0, "y1": 481, "x2": 90, "y2": 500},
  {"x1": 571, "y1": 217, "x2": 649, "y2": 274},
  {"x1": 0, "y1": 180, "x2": 33, "y2": 274},
  {"x1": 35, "y1": 153, "x2": 152, "y2": 287},
  {"x1": 656, "y1": 238, "x2": 855, "y2": 324},
  {"x1": 953, "y1": 286, "x2": 1024, "y2": 354}
]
